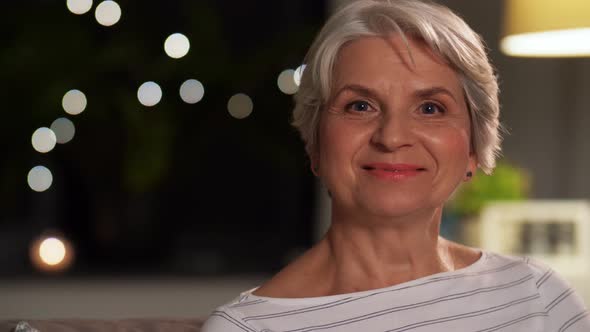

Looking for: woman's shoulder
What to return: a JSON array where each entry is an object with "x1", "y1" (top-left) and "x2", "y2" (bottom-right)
[
  {"x1": 200, "y1": 303, "x2": 257, "y2": 332},
  {"x1": 470, "y1": 250, "x2": 582, "y2": 299},
  {"x1": 444, "y1": 240, "x2": 543, "y2": 272},
  {"x1": 477, "y1": 248, "x2": 554, "y2": 276},
  {"x1": 201, "y1": 288, "x2": 271, "y2": 332}
]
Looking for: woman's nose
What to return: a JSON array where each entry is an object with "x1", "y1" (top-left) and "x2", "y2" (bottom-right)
[{"x1": 369, "y1": 112, "x2": 414, "y2": 152}]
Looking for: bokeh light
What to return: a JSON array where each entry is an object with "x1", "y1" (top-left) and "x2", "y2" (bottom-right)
[
  {"x1": 277, "y1": 69, "x2": 298, "y2": 95},
  {"x1": 39, "y1": 238, "x2": 66, "y2": 266},
  {"x1": 95, "y1": 0, "x2": 121, "y2": 27},
  {"x1": 137, "y1": 81, "x2": 162, "y2": 107},
  {"x1": 30, "y1": 235, "x2": 75, "y2": 273},
  {"x1": 27, "y1": 166, "x2": 53, "y2": 192},
  {"x1": 294, "y1": 64, "x2": 306, "y2": 86},
  {"x1": 67, "y1": 0, "x2": 93, "y2": 15},
  {"x1": 31, "y1": 127, "x2": 57, "y2": 153},
  {"x1": 62, "y1": 89, "x2": 87, "y2": 115},
  {"x1": 227, "y1": 93, "x2": 253, "y2": 119},
  {"x1": 179, "y1": 79, "x2": 204, "y2": 104},
  {"x1": 164, "y1": 33, "x2": 190, "y2": 59},
  {"x1": 50, "y1": 118, "x2": 76, "y2": 144}
]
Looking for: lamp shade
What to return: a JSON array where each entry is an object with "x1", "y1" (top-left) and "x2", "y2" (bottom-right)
[{"x1": 501, "y1": 0, "x2": 590, "y2": 57}]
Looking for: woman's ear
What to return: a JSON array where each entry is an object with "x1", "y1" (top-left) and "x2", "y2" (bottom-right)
[{"x1": 309, "y1": 149, "x2": 320, "y2": 177}]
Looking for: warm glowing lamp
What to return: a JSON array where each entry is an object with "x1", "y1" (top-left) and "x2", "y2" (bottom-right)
[{"x1": 501, "y1": 0, "x2": 590, "y2": 57}]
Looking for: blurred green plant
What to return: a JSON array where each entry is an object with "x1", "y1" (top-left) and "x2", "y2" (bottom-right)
[{"x1": 448, "y1": 159, "x2": 532, "y2": 217}]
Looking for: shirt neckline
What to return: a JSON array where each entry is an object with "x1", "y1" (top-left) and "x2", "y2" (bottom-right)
[{"x1": 241, "y1": 249, "x2": 488, "y2": 305}]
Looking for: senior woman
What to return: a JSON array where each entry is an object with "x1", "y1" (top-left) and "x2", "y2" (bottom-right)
[{"x1": 202, "y1": 0, "x2": 589, "y2": 331}]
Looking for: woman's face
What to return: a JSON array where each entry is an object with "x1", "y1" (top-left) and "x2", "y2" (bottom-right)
[{"x1": 316, "y1": 35, "x2": 477, "y2": 219}]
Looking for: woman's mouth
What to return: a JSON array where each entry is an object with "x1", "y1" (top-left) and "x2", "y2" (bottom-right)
[{"x1": 362, "y1": 163, "x2": 426, "y2": 180}]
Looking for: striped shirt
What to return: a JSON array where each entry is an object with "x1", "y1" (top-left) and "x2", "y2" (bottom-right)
[{"x1": 201, "y1": 250, "x2": 590, "y2": 331}]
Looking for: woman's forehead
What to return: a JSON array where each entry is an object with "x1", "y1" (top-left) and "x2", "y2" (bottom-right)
[{"x1": 332, "y1": 35, "x2": 462, "y2": 96}]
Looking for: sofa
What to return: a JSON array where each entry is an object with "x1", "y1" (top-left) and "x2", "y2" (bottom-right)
[{"x1": 0, "y1": 318, "x2": 206, "y2": 331}]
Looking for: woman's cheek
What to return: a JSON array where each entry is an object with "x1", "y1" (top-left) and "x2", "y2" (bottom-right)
[
  {"x1": 419, "y1": 125, "x2": 470, "y2": 151},
  {"x1": 318, "y1": 117, "x2": 370, "y2": 178}
]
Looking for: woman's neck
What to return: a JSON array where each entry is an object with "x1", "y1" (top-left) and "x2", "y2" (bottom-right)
[{"x1": 317, "y1": 207, "x2": 455, "y2": 294}]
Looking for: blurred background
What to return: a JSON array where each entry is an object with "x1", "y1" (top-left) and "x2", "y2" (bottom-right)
[{"x1": 2, "y1": 0, "x2": 590, "y2": 320}]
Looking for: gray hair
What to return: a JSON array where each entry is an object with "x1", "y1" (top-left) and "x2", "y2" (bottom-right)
[{"x1": 292, "y1": 0, "x2": 505, "y2": 175}]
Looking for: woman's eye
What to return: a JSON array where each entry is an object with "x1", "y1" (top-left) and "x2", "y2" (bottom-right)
[
  {"x1": 420, "y1": 102, "x2": 445, "y2": 115},
  {"x1": 346, "y1": 100, "x2": 372, "y2": 112}
]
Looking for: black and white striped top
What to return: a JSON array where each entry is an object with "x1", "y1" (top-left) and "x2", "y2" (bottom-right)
[{"x1": 202, "y1": 251, "x2": 590, "y2": 332}]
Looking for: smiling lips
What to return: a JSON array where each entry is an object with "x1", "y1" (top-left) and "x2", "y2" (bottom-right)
[{"x1": 362, "y1": 163, "x2": 426, "y2": 181}]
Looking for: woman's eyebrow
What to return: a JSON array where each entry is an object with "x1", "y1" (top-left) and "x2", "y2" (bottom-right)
[
  {"x1": 333, "y1": 84, "x2": 379, "y2": 99},
  {"x1": 414, "y1": 86, "x2": 458, "y2": 103}
]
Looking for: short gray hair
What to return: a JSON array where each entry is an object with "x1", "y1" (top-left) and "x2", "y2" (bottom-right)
[{"x1": 292, "y1": 0, "x2": 505, "y2": 175}]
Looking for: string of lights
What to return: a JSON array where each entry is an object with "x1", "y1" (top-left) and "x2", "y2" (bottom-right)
[{"x1": 26, "y1": 0, "x2": 310, "y2": 274}]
